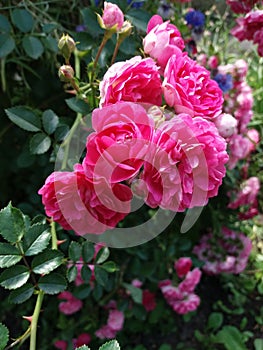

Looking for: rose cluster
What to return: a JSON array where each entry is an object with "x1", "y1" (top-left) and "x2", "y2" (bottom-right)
[
  {"x1": 39, "y1": 12, "x2": 230, "y2": 235},
  {"x1": 159, "y1": 257, "x2": 202, "y2": 314},
  {"x1": 193, "y1": 228, "x2": 252, "y2": 275}
]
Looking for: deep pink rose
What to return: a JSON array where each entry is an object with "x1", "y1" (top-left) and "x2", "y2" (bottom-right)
[
  {"x1": 171, "y1": 293, "x2": 200, "y2": 314},
  {"x1": 58, "y1": 291, "x2": 83, "y2": 315},
  {"x1": 143, "y1": 15, "x2": 185, "y2": 71},
  {"x1": 226, "y1": 0, "x2": 259, "y2": 14},
  {"x1": 163, "y1": 52, "x2": 223, "y2": 119},
  {"x1": 54, "y1": 340, "x2": 67, "y2": 350},
  {"x1": 134, "y1": 114, "x2": 228, "y2": 211},
  {"x1": 102, "y1": 2, "x2": 124, "y2": 30},
  {"x1": 83, "y1": 102, "x2": 154, "y2": 183},
  {"x1": 178, "y1": 268, "x2": 202, "y2": 294},
  {"x1": 38, "y1": 164, "x2": 132, "y2": 234},
  {"x1": 174, "y1": 257, "x2": 192, "y2": 278},
  {"x1": 99, "y1": 56, "x2": 162, "y2": 107},
  {"x1": 142, "y1": 290, "x2": 156, "y2": 311},
  {"x1": 228, "y1": 177, "x2": 260, "y2": 209},
  {"x1": 73, "y1": 333, "x2": 92, "y2": 348}
]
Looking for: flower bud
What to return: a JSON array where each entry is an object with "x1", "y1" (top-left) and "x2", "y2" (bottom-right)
[
  {"x1": 98, "y1": 2, "x2": 124, "y2": 32},
  {"x1": 58, "y1": 65, "x2": 75, "y2": 82},
  {"x1": 118, "y1": 20, "x2": 133, "y2": 42},
  {"x1": 58, "y1": 34, "x2": 76, "y2": 62},
  {"x1": 214, "y1": 113, "x2": 237, "y2": 138}
]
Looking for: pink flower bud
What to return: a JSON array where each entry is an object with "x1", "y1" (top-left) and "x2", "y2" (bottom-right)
[
  {"x1": 214, "y1": 113, "x2": 238, "y2": 138},
  {"x1": 174, "y1": 257, "x2": 192, "y2": 278},
  {"x1": 102, "y1": 2, "x2": 124, "y2": 30},
  {"x1": 208, "y1": 55, "x2": 219, "y2": 69},
  {"x1": 58, "y1": 65, "x2": 75, "y2": 81}
]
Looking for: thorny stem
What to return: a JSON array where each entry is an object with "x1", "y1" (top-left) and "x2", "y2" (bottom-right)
[
  {"x1": 51, "y1": 219, "x2": 58, "y2": 250},
  {"x1": 29, "y1": 290, "x2": 45, "y2": 350}
]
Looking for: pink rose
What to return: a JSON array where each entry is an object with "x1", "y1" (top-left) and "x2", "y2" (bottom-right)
[
  {"x1": 228, "y1": 176, "x2": 260, "y2": 209},
  {"x1": 99, "y1": 56, "x2": 162, "y2": 107},
  {"x1": 178, "y1": 268, "x2": 202, "y2": 294},
  {"x1": 58, "y1": 291, "x2": 83, "y2": 315},
  {"x1": 171, "y1": 293, "x2": 200, "y2": 314},
  {"x1": 143, "y1": 15, "x2": 184, "y2": 71},
  {"x1": 83, "y1": 102, "x2": 154, "y2": 183},
  {"x1": 214, "y1": 113, "x2": 237, "y2": 138},
  {"x1": 95, "y1": 325, "x2": 117, "y2": 339},
  {"x1": 38, "y1": 164, "x2": 132, "y2": 234},
  {"x1": 135, "y1": 114, "x2": 228, "y2": 211},
  {"x1": 174, "y1": 257, "x2": 192, "y2": 278},
  {"x1": 163, "y1": 52, "x2": 223, "y2": 119},
  {"x1": 73, "y1": 333, "x2": 92, "y2": 348},
  {"x1": 102, "y1": 2, "x2": 124, "y2": 30},
  {"x1": 108, "y1": 309, "x2": 124, "y2": 331},
  {"x1": 142, "y1": 290, "x2": 156, "y2": 312}
]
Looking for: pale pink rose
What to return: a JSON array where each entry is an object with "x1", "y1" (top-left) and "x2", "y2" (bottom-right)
[
  {"x1": 83, "y1": 102, "x2": 154, "y2": 183},
  {"x1": 234, "y1": 109, "x2": 253, "y2": 133},
  {"x1": 99, "y1": 56, "x2": 162, "y2": 107},
  {"x1": 38, "y1": 164, "x2": 132, "y2": 234},
  {"x1": 178, "y1": 268, "x2": 202, "y2": 293},
  {"x1": 234, "y1": 59, "x2": 248, "y2": 80},
  {"x1": 163, "y1": 52, "x2": 223, "y2": 119},
  {"x1": 58, "y1": 291, "x2": 83, "y2": 315},
  {"x1": 143, "y1": 15, "x2": 185, "y2": 71},
  {"x1": 102, "y1": 2, "x2": 124, "y2": 30},
  {"x1": 159, "y1": 284, "x2": 183, "y2": 303},
  {"x1": 214, "y1": 113, "x2": 238, "y2": 138},
  {"x1": 135, "y1": 114, "x2": 228, "y2": 211},
  {"x1": 142, "y1": 290, "x2": 156, "y2": 311},
  {"x1": 172, "y1": 293, "x2": 200, "y2": 314},
  {"x1": 131, "y1": 279, "x2": 143, "y2": 288},
  {"x1": 236, "y1": 85, "x2": 253, "y2": 111},
  {"x1": 174, "y1": 257, "x2": 192, "y2": 278},
  {"x1": 228, "y1": 177, "x2": 260, "y2": 209},
  {"x1": 108, "y1": 310, "x2": 124, "y2": 331},
  {"x1": 247, "y1": 128, "x2": 260, "y2": 152}
]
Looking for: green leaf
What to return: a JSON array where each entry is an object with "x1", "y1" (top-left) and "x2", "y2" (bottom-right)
[
  {"x1": 126, "y1": 9, "x2": 151, "y2": 32},
  {"x1": 42, "y1": 23, "x2": 57, "y2": 34},
  {"x1": 95, "y1": 247, "x2": 110, "y2": 264},
  {"x1": 65, "y1": 97, "x2": 90, "y2": 114},
  {"x1": 0, "y1": 243, "x2": 22, "y2": 268},
  {"x1": 69, "y1": 242, "x2": 82, "y2": 262},
  {"x1": 123, "y1": 283, "x2": 142, "y2": 304},
  {"x1": 0, "y1": 203, "x2": 25, "y2": 243},
  {"x1": 215, "y1": 326, "x2": 248, "y2": 350},
  {"x1": 76, "y1": 346, "x2": 91, "y2": 350},
  {"x1": 94, "y1": 266, "x2": 108, "y2": 287},
  {"x1": 81, "y1": 265, "x2": 92, "y2": 283},
  {"x1": 23, "y1": 224, "x2": 50, "y2": 256},
  {"x1": 81, "y1": 8, "x2": 103, "y2": 37},
  {"x1": 9, "y1": 283, "x2": 34, "y2": 304},
  {"x1": 0, "y1": 33, "x2": 15, "y2": 58},
  {"x1": 0, "y1": 14, "x2": 11, "y2": 33},
  {"x1": 0, "y1": 323, "x2": 9, "y2": 350},
  {"x1": 22, "y1": 36, "x2": 44, "y2": 59},
  {"x1": 207, "y1": 312, "x2": 223, "y2": 331},
  {"x1": 67, "y1": 265, "x2": 77, "y2": 283},
  {"x1": 254, "y1": 338, "x2": 263, "y2": 350},
  {"x1": 38, "y1": 273, "x2": 67, "y2": 294},
  {"x1": 11, "y1": 9, "x2": 34, "y2": 33},
  {"x1": 42, "y1": 109, "x2": 59, "y2": 135},
  {"x1": 99, "y1": 340, "x2": 121, "y2": 350},
  {"x1": 0, "y1": 265, "x2": 30, "y2": 290},
  {"x1": 30, "y1": 133, "x2": 51, "y2": 154},
  {"x1": 101, "y1": 261, "x2": 118, "y2": 273},
  {"x1": 82, "y1": 241, "x2": 95, "y2": 263},
  {"x1": 32, "y1": 249, "x2": 64, "y2": 274},
  {"x1": 5, "y1": 106, "x2": 41, "y2": 132}
]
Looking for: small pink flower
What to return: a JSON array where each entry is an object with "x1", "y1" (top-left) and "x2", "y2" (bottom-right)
[
  {"x1": 214, "y1": 113, "x2": 238, "y2": 138},
  {"x1": 163, "y1": 52, "x2": 223, "y2": 119},
  {"x1": 54, "y1": 340, "x2": 67, "y2": 350},
  {"x1": 132, "y1": 279, "x2": 143, "y2": 288},
  {"x1": 58, "y1": 291, "x2": 83, "y2": 315},
  {"x1": 95, "y1": 325, "x2": 117, "y2": 339},
  {"x1": 102, "y1": 2, "x2": 124, "y2": 30},
  {"x1": 83, "y1": 102, "x2": 154, "y2": 183},
  {"x1": 74, "y1": 333, "x2": 92, "y2": 348},
  {"x1": 108, "y1": 310, "x2": 124, "y2": 331},
  {"x1": 142, "y1": 290, "x2": 156, "y2": 312},
  {"x1": 208, "y1": 55, "x2": 219, "y2": 70},
  {"x1": 99, "y1": 56, "x2": 162, "y2": 107},
  {"x1": 174, "y1": 257, "x2": 192, "y2": 278},
  {"x1": 228, "y1": 177, "x2": 260, "y2": 209},
  {"x1": 143, "y1": 15, "x2": 185, "y2": 71},
  {"x1": 178, "y1": 268, "x2": 202, "y2": 293},
  {"x1": 247, "y1": 128, "x2": 260, "y2": 152},
  {"x1": 172, "y1": 293, "x2": 200, "y2": 314}
]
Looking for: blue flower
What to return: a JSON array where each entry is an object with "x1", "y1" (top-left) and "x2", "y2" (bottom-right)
[
  {"x1": 185, "y1": 10, "x2": 205, "y2": 28},
  {"x1": 214, "y1": 73, "x2": 233, "y2": 93},
  {"x1": 127, "y1": 0, "x2": 144, "y2": 8}
]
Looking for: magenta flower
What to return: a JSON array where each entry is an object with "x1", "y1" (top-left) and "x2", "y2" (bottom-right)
[
  {"x1": 143, "y1": 15, "x2": 185, "y2": 71},
  {"x1": 38, "y1": 164, "x2": 132, "y2": 235},
  {"x1": 58, "y1": 291, "x2": 83, "y2": 315},
  {"x1": 99, "y1": 56, "x2": 162, "y2": 107},
  {"x1": 178, "y1": 268, "x2": 202, "y2": 294},
  {"x1": 101, "y1": 2, "x2": 124, "y2": 30},
  {"x1": 54, "y1": 340, "x2": 67, "y2": 350},
  {"x1": 83, "y1": 102, "x2": 154, "y2": 183},
  {"x1": 163, "y1": 52, "x2": 223, "y2": 119},
  {"x1": 135, "y1": 113, "x2": 228, "y2": 212},
  {"x1": 226, "y1": 0, "x2": 260, "y2": 14},
  {"x1": 174, "y1": 257, "x2": 193, "y2": 278},
  {"x1": 142, "y1": 290, "x2": 156, "y2": 312},
  {"x1": 96, "y1": 309, "x2": 124, "y2": 339}
]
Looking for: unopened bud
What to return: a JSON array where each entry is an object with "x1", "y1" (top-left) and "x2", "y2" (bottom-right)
[
  {"x1": 58, "y1": 65, "x2": 74, "y2": 82},
  {"x1": 58, "y1": 34, "x2": 76, "y2": 62},
  {"x1": 118, "y1": 21, "x2": 133, "y2": 42}
]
